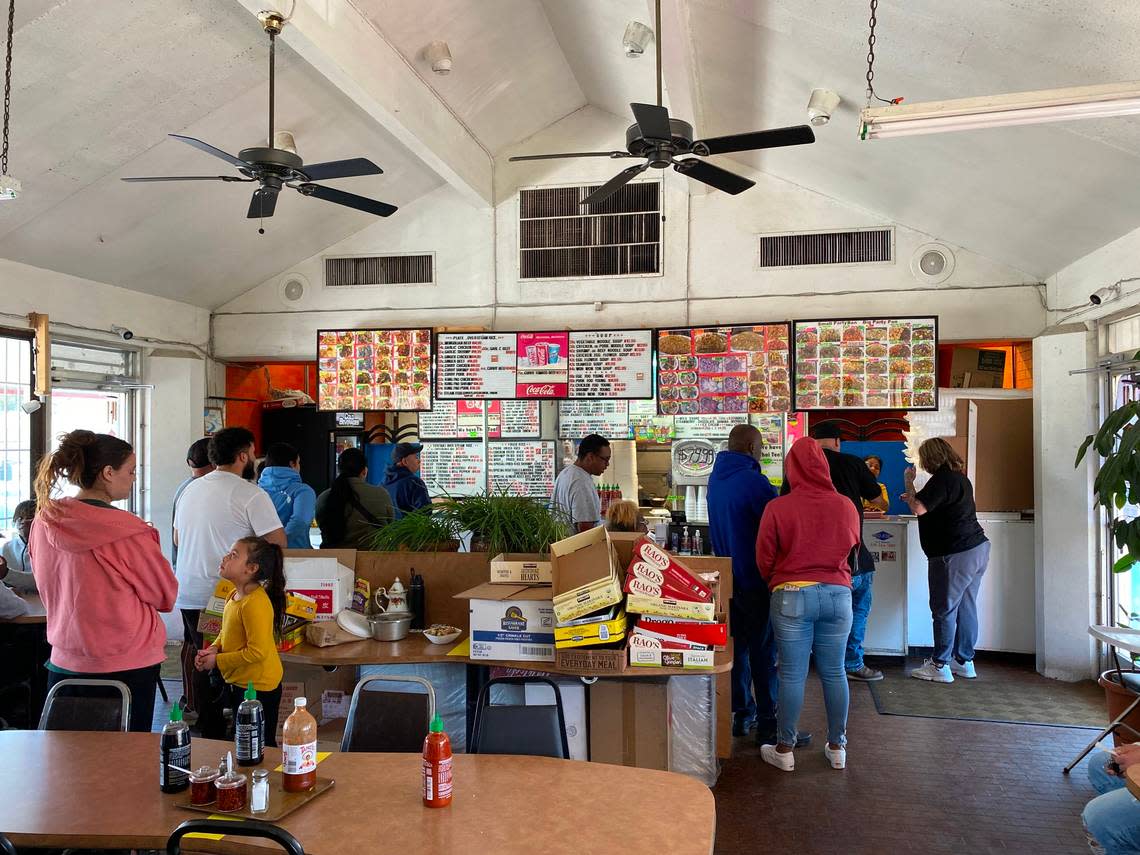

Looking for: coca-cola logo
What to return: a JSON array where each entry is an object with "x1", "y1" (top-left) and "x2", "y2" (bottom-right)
[
  {"x1": 525, "y1": 384, "x2": 557, "y2": 396},
  {"x1": 628, "y1": 561, "x2": 664, "y2": 586},
  {"x1": 628, "y1": 577, "x2": 662, "y2": 598},
  {"x1": 636, "y1": 543, "x2": 671, "y2": 571}
]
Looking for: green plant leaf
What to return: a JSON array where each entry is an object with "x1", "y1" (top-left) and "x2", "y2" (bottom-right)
[
  {"x1": 1075, "y1": 434, "x2": 1096, "y2": 467},
  {"x1": 1114, "y1": 553, "x2": 1137, "y2": 573}
]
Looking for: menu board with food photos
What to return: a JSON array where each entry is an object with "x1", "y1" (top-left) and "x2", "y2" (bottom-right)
[
  {"x1": 318, "y1": 329, "x2": 432, "y2": 412},
  {"x1": 792, "y1": 317, "x2": 938, "y2": 411},
  {"x1": 488, "y1": 441, "x2": 556, "y2": 497},
  {"x1": 420, "y1": 440, "x2": 486, "y2": 497},
  {"x1": 656, "y1": 324, "x2": 791, "y2": 416}
]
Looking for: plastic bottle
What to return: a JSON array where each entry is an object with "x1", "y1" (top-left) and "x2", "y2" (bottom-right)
[
  {"x1": 235, "y1": 681, "x2": 264, "y2": 767},
  {"x1": 681, "y1": 525, "x2": 691, "y2": 556},
  {"x1": 422, "y1": 713, "x2": 453, "y2": 808},
  {"x1": 693, "y1": 529, "x2": 703, "y2": 556},
  {"x1": 671, "y1": 530, "x2": 680, "y2": 553},
  {"x1": 160, "y1": 703, "x2": 191, "y2": 793},
  {"x1": 409, "y1": 569, "x2": 425, "y2": 630},
  {"x1": 281, "y1": 696, "x2": 318, "y2": 793}
]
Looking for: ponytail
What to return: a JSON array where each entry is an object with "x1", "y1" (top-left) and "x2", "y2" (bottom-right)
[
  {"x1": 35, "y1": 430, "x2": 133, "y2": 509},
  {"x1": 317, "y1": 447, "x2": 367, "y2": 547},
  {"x1": 238, "y1": 536, "x2": 286, "y2": 633}
]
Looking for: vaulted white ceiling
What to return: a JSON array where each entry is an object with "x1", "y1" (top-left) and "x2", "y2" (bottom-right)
[{"x1": 3, "y1": 0, "x2": 1140, "y2": 307}]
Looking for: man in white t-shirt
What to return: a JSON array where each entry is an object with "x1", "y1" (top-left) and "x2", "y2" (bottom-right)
[
  {"x1": 173, "y1": 427, "x2": 285, "y2": 723},
  {"x1": 551, "y1": 434, "x2": 611, "y2": 532}
]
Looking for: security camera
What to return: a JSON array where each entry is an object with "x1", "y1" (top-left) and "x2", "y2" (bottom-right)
[
  {"x1": 20, "y1": 399, "x2": 41, "y2": 414},
  {"x1": 622, "y1": 21, "x2": 654, "y2": 58},
  {"x1": 111, "y1": 325, "x2": 134, "y2": 341},
  {"x1": 1090, "y1": 286, "x2": 1121, "y2": 306},
  {"x1": 807, "y1": 89, "x2": 842, "y2": 127}
]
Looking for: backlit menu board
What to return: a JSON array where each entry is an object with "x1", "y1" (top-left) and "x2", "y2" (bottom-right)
[
  {"x1": 629, "y1": 398, "x2": 674, "y2": 443},
  {"x1": 419, "y1": 400, "x2": 541, "y2": 440},
  {"x1": 792, "y1": 317, "x2": 938, "y2": 411},
  {"x1": 673, "y1": 414, "x2": 748, "y2": 440},
  {"x1": 656, "y1": 324, "x2": 791, "y2": 416},
  {"x1": 437, "y1": 329, "x2": 655, "y2": 401},
  {"x1": 318, "y1": 329, "x2": 432, "y2": 412},
  {"x1": 558, "y1": 401, "x2": 630, "y2": 439},
  {"x1": 488, "y1": 441, "x2": 556, "y2": 497},
  {"x1": 421, "y1": 441, "x2": 485, "y2": 497},
  {"x1": 568, "y1": 330, "x2": 653, "y2": 398}
]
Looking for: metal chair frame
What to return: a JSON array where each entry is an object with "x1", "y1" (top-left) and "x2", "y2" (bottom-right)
[
  {"x1": 470, "y1": 675, "x2": 570, "y2": 759},
  {"x1": 340, "y1": 674, "x2": 436, "y2": 752},
  {"x1": 167, "y1": 819, "x2": 304, "y2": 855},
  {"x1": 37, "y1": 678, "x2": 131, "y2": 732}
]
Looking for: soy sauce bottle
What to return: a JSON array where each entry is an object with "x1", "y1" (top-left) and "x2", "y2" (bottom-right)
[
  {"x1": 235, "y1": 681, "x2": 265, "y2": 767},
  {"x1": 160, "y1": 703, "x2": 191, "y2": 793},
  {"x1": 409, "y1": 569, "x2": 425, "y2": 630}
]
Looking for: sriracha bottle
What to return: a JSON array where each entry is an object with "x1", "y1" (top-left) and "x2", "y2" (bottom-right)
[{"x1": 422, "y1": 714, "x2": 452, "y2": 808}]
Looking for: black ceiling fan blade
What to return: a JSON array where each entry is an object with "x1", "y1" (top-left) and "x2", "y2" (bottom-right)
[
  {"x1": 298, "y1": 183, "x2": 398, "y2": 217},
  {"x1": 121, "y1": 175, "x2": 253, "y2": 183},
  {"x1": 509, "y1": 151, "x2": 636, "y2": 162},
  {"x1": 168, "y1": 134, "x2": 250, "y2": 170},
  {"x1": 673, "y1": 159, "x2": 755, "y2": 195},
  {"x1": 300, "y1": 157, "x2": 383, "y2": 181},
  {"x1": 581, "y1": 162, "x2": 651, "y2": 208},
  {"x1": 631, "y1": 102, "x2": 672, "y2": 141},
  {"x1": 247, "y1": 189, "x2": 279, "y2": 219},
  {"x1": 692, "y1": 125, "x2": 816, "y2": 156}
]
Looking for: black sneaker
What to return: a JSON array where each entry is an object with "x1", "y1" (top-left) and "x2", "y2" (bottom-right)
[{"x1": 732, "y1": 713, "x2": 757, "y2": 736}]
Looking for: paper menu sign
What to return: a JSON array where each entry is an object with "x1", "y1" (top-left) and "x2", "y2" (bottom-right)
[
  {"x1": 419, "y1": 400, "x2": 541, "y2": 439},
  {"x1": 515, "y1": 332, "x2": 569, "y2": 398},
  {"x1": 488, "y1": 441, "x2": 556, "y2": 497},
  {"x1": 421, "y1": 441, "x2": 486, "y2": 497},
  {"x1": 568, "y1": 330, "x2": 653, "y2": 399},
  {"x1": 557, "y1": 400, "x2": 630, "y2": 439},
  {"x1": 436, "y1": 333, "x2": 516, "y2": 399},
  {"x1": 499, "y1": 400, "x2": 542, "y2": 438},
  {"x1": 418, "y1": 401, "x2": 460, "y2": 439}
]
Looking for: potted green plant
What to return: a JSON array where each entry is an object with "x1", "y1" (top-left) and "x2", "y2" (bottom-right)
[
  {"x1": 366, "y1": 508, "x2": 462, "y2": 553},
  {"x1": 1077, "y1": 397, "x2": 1140, "y2": 740},
  {"x1": 437, "y1": 492, "x2": 571, "y2": 556}
]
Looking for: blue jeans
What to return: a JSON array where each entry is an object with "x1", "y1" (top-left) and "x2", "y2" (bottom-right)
[
  {"x1": 1083, "y1": 750, "x2": 1140, "y2": 854},
  {"x1": 730, "y1": 589, "x2": 778, "y2": 729},
  {"x1": 845, "y1": 572, "x2": 874, "y2": 672},
  {"x1": 928, "y1": 540, "x2": 990, "y2": 666},
  {"x1": 770, "y1": 583, "x2": 853, "y2": 747}
]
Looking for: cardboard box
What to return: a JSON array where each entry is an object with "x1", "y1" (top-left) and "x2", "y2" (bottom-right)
[
  {"x1": 629, "y1": 645, "x2": 715, "y2": 670},
  {"x1": 456, "y1": 583, "x2": 555, "y2": 662},
  {"x1": 284, "y1": 555, "x2": 355, "y2": 620},
  {"x1": 950, "y1": 347, "x2": 1005, "y2": 389},
  {"x1": 629, "y1": 539, "x2": 712, "y2": 601},
  {"x1": 554, "y1": 609, "x2": 627, "y2": 649},
  {"x1": 636, "y1": 615, "x2": 728, "y2": 650},
  {"x1": 625, "y1": 592, "x2": 716, "y2": 621},
  {"x1": 549, "y1": 527, "x2": 623, "y2": 622},
  {"x1": 276, "y1": 664, "x2": 358, "y2": 744},
  {"x1": 554, "y1": 644, "x2": 628, "y2": 674},
  {"x1": 624, "y1": 567, "x2": 707, "y2": 602},
  {"x1": 629, "y1": 629, "x2": 709, "y2": 651},
  {"x1": 589, "y1": 679, "x2": 669, "y2": 769},
  {"x1": 490, "y1": 553, "x2": 553, "y2": 585},
  {"x1": 285, "y1": 591, "x2": 318, "y2": 622}
]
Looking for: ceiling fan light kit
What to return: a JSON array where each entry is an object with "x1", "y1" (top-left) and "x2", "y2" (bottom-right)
[{"x1": 860, "y1": 81, "x2": 1140, "y2": 139}]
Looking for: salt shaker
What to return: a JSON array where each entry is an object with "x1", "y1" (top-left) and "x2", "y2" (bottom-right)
[{"x1": 251, "y1": 769, "x2": 270, "y2": 814}]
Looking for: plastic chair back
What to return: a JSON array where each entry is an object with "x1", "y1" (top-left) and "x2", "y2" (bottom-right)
[
  {"x1": 167, "y1": 819, "x2": 303, "y2": 855},
  {"x1": 341, "y1": 675, "x2": 436, "y2": 752},
  {"x1": 38, "y1": 678, "x2": 131, "y2": 732},
  {"x1": 470, "y1": 676, "x2": 569, "y2": 759}
]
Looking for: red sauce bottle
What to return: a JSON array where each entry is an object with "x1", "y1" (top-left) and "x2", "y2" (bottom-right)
[{"x1": 422, "y1": 714, "x2": 452, "y2": 808}]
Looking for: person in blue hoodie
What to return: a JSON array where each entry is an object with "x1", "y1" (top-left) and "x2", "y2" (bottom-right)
[
  {"x1": 707, "y1": 423, "x2": 782, "y2": 743},
  {"x1": 383, "y1": 442, "x2": 431, "y2": 520},
  {"x1": 258, "y1": 442, "x2": 316, "y2": 549}
]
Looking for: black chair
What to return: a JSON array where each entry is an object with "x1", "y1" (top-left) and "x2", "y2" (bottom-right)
[
  {"x1": 341, "y1": 675, "x2": 436, "y2": 752},
  {"x1": 38, "y1": 678, "x2": 130, "y2": 732},
  {"x1": 0, "y1": 831, "x2": 16, "y2": 855},
  {"x1": 469, "y1": 676, "x2": 569, "y2": 759},
  {"x1": 167, "y1": 819, "x2": 304, "y2": 855}
]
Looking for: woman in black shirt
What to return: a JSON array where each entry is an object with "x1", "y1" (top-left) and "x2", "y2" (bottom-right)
[{"x1": 902, "y1": 438, "x2": 989, "y2": 684}]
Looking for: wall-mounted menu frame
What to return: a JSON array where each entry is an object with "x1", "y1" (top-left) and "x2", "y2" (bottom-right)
[
  {"x1": 557, "y1": 400, "x2": 630, "y2": 439},
  {"x1": 317, "y1": 328, "x2": 432, "y2": 412},
  {"x1": 418, "y1": 400, "x2": 541, "y2": 440},
  {"x1": 791, "y1": 316, "x2": 938, "y2": 412},
  {"x1": 655, "y1": 323, "x2": 791, "y2": 416},
  {"x1": 488, "y1": 440, "x2": 556, "y2": 497},
  {"x1": 420, "y1": 440, "x2": 486, "y2": 497},
  {"x1": 435, "y1": 329, "x2": 655, "y2": 401}
]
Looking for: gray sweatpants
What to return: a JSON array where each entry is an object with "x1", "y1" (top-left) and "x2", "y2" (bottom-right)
[{"x1": 927, "y1": 540, "x2": 991, "y2": 666}]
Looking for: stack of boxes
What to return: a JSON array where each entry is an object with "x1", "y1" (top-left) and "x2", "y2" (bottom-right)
[
  {"x1": 549, "y1": 528, "x2": 628, "y2": 670},
  {"x1": 196, "y1": 579, "x2": 318, "y2": 653}
]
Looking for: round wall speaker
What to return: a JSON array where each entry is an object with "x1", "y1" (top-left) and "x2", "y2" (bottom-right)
[
  {"x1": 278, "y1": 274, "x2": 308, "y2": 307},
  {"x1": 910, "y1": 242, "x2": 954, "y2": 284}
]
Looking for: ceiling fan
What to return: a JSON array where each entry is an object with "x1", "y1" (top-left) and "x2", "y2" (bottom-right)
[
  {"x1": 121, "y1": 12, "x2": 397, "y2": 229},
  {"x1": 510, "y1": 0, "x2": 815, "y2": 207}
]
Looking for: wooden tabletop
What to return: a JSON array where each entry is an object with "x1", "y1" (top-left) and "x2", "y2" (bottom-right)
[
  {"x1": 1126, "y1": 765, "x2": 1140, "y2": 800},
  {"x1": 0, "y1": 732, "x2": 716, "y2": 855},
  {"x1": 281, "y1": 633, "x2": 733, "y2": 677},
  {"x1": 1, "y1": 593, "x2": 45, "y2": 624}
]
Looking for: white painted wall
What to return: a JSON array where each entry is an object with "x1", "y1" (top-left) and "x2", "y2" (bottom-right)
[
  {"x1": 1033, "y1": 329, "x2": 1099, "y2": 680},
  {"x1": 214, "y1": 106, "x2": 1047, "y2": 357},
  {"x1": 1047, "y1": 224, "x2": 1140, "y2": 333}
]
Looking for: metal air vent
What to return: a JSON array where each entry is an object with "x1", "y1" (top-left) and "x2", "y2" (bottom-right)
[
  {"x1": 324, "y1": 253, "x2": 435, "y2": 288},
  {"x1": 758, "y1": 228, "x2": 893, "y2": 268}
]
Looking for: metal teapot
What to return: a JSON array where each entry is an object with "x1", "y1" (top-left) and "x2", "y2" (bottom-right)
[{"x1": 374, "y1": 576, "x2": 410, "y2": 615}]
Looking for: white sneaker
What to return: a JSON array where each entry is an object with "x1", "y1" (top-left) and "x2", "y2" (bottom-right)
[
  {"x1": 760, "y1": 743, "x2": 795, "y2": 772},
  {"x1": 910, "y1": 658, "x2": 954, "y2": 683},
  {"x1": 824, "y1": 744, "x2": 846, "y2": 770},
  {"x1": 950, "y1": 659, "x2": 977, "y2": 679}
]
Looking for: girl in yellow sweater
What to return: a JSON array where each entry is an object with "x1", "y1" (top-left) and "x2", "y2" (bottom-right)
[{"x1": 196, "y1": 536, "x2": 286, "y2": 745}]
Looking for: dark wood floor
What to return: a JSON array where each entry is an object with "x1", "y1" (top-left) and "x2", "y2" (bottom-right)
[{"x1": 713, "y1": 666, "x2": 1099, "y2": 855}]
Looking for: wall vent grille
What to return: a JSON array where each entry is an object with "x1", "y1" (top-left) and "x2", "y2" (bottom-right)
[
  {"x1": 758, "y1": 228, "x2": 893, "y2": 268},
  {"x1": 324, "y1": 253, "x2": 434, "y2": 287}
]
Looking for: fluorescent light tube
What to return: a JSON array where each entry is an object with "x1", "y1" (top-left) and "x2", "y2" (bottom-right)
[{"x1": 860, "y1": 81, "x2": 1140, "y2": 140}]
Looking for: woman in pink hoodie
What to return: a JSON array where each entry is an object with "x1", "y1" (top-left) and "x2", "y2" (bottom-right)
[
  {"x1": 756, "y1": 437, "x2": 860, "y2": 773},
  {"x1": 31, "y1": 430, "x2": 177, "y2": 732}
]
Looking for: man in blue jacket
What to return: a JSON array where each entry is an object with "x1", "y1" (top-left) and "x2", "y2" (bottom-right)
[
  {"x1": 258, "y1": 442, "x2": 316, "y2": 548},
  {"x1": 707, "y1": 423, "x2": 781, "y2": 743},
  {"x1": 383, "y1": 442, "x2": 431, "y2": 520}
]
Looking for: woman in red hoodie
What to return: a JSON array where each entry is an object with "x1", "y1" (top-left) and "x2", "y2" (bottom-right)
[
  {"x1": 756, "y1": 437, "x2": 860, "y2": 772},
  {"x1": 31, "y1": 430, "x2": 178, "y2": 732}
]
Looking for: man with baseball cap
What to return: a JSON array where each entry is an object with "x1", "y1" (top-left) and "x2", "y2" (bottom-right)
[{"x1": 383, "y1": 442, "x2": 431, "y2": 519}]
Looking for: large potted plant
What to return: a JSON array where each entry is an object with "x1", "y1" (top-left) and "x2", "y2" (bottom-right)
[
  {"x1": 366, "y1": 508, "x2": 462, "y2": 553},
  {"x1": 1077, "y1": 398, "x2": 1140, "y2": 741},
  {"x1": 437, "y1": 493, "x2": 571, "y2": 556}
]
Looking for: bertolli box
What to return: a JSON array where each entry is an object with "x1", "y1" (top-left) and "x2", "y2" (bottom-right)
[
  {"x1": 629, "y1": 645, "x2": 715, "y2": 670},
  {"x1": 625, "y1": 592, "x2": 717, "y2": 621}
]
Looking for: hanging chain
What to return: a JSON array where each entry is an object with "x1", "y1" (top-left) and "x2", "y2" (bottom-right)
[
  {"x1": 2, "y1": 0, "x2": 13, "y2": 175},
  {"x1": 865, "y1": 0, "x2": 901, "y2": 107}
]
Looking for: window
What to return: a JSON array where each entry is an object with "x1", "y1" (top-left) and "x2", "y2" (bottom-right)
[
  {"x1": 519, "y1": 181, "x2": 661, "y2": 280},
  {"x1": 0, "y1": 329, "x2": 35, "y2": 532}
]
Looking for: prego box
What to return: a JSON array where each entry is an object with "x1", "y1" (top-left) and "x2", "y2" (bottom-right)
[
  {"x1": 456, "y1": 583, "x2": 555, "y2": 662},
  {"x1": 490, "y1": 553, "x2": 553, "y2": 585},
  {"x1": 549, "y1": 527, "x2": 623, "y2": 622},
  {"x1": 284, "y1": 556, "x2": 354, "y2": 621}
]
